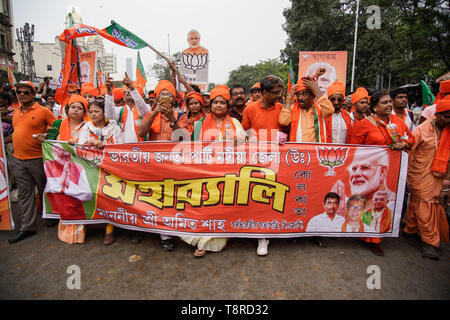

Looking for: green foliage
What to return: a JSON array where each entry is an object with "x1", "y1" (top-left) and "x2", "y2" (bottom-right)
[
  {"x1": 151, "y1": 52, "x2": 181, "y2": 81},
  {"x1": 226, "y1": 59, "x2": 289, "y2": 92},
  {"x1": 281, "y1": 0, "x2": 450, "y2": 90}
]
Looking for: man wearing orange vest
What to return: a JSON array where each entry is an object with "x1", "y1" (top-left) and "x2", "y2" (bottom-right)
[
  {"x1": 279, "y1": 75, "x2": 334, "y2": 143},
  {"x1": 325, "y1": 81, "x2": 352, "y2": 144}
]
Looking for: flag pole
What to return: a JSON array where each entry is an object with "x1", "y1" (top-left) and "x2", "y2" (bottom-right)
[{"x1": 350, "y1": 0, "x2": 360, "y2": 92}]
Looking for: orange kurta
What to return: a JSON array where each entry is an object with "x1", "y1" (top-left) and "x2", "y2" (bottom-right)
[
  {"x1": 404, "y1": 118, "x2": 449, "y2": 247},
  {"x1": 144, "y1": 111, "x2": 189, "y2": 141},
  {"x1": 242, "y1": 100, "x2": 284, "y2": 142}
]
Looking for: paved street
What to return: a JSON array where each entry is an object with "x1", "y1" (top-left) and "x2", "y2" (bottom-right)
[{"x1": 0, "y1": 205, "x2": 449, "y2": 300}]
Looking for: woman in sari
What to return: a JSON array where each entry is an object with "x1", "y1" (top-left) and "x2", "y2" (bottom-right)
[
  {"x1": 78, "y1": 100, "x2": 124, "y2": 245},
  {"x1": 46, "y1": 95, "x2": 88, "y2": 244},
  {"x1": 350, "y1": 90, "x2": 414, "y2": 256},
  {"x1": 183, "y1": 86, "x2": 245, "y2": 257}
]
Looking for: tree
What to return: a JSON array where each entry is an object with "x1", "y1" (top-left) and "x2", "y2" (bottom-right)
[
  {"x1": 281, "y1": 0, "x2": 450, "y2": 90},
  {"x1": 151, "y1": 52, "x2": 181, "y2": 81},
  {"x1": 226, "y1": 59, "x2": 289, "y2": 92}
]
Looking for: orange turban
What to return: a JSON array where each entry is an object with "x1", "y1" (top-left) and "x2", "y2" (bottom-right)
[
  {"x1": 186, "y1": 91, "x2": 204, "y2": 106},
  {"x1": 81, "y1": 83, "x2": 99, "y2": 98},
  {"x1": 327, "y1": 81, "x2": 346, "y2": 98},
  {"x1": 99, "y1": 85, "x2": 107, "y2": 97},
  {"x1": 113, "y1": 88, "x2": 125, "y2": 101},
  {"x1": 440, "y1": 80, "x2": 450, "y2": 93},
  {"x1": 215, "y1": 84, "x2": 230, "y2": 92},
  {"x1": 148, "y1": 92, "x2": 156, "y2": 98},
  {"x1": 154, "y1": 80, "x2": 176, "y2": 98},
  {"x1": 210, "y1": 86, "x2": 230, "y2": 101},
  {"x1": 295, "y1": 79, "x2": 308, "y2": 93},
  {"x1": 351, "y1": 87, "x2": 369, "y2": 104},
  {"x1": 68, "y1": 94, "x2": 88, "y2": 110},
  {"x1": 436, "y1": 95, "x2": 450, "y2": 113},
  {"x1": 252, "y1": 82, "x2": 260, "y2": 88}
]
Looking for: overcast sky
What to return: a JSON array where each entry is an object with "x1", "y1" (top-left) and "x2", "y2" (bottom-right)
[{"x1": 12, "y1": 0, "x2": 291, "y2": 88}]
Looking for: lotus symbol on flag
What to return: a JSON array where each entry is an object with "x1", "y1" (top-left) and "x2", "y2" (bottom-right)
[
  {"x1": 316, "y1": 147, "x2": 348, "y2": 176},
  {"x1": 75, "y1": 145, "x2": 104, "y2": 167},
  {"x1": 182, "y1": 53, "x2": 208, "y2": 73}
]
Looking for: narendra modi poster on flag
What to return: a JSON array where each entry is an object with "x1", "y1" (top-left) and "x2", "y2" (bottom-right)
[
  {"x1": 298, "y1": 51, "x2": 348, "y2": 97},
  {"x1": 42, "y1": 140, "x2": 407, "y2": 238}
]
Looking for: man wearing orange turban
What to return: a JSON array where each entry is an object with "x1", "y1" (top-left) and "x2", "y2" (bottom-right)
[
  {"x1": 404, "y1": 96, "x2": 450, "y2": 260},
  {"x1": 137, "y1": 78, "x2": 189, "y2": 251},
  {"x1": 420, "y1": 79, "x2": 450, "y2": 124},
  {"x1": 324, "y1": 81, "x2": 352, "y2": 144},
  {"x1": 279, "y1": 76, "x2": 334, "y2": 143},
  {"x1": 350, "y1": 87, "x2": 370, "y2": 126}
]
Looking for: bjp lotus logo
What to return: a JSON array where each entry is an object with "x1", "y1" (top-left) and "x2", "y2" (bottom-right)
[
  {"x1": 182, "y1": 53, "x2": 208, "y2": 73},
  {"x1": 76, "y1": 145, "x2": 104, "y2": 167},
  {"x1": 316, "y1": 147, "x2": 348, "y2": 176}
]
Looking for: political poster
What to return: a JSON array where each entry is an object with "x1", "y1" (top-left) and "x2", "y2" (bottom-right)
[
  {"x1": 299, "y1": 51, "x2": 348, "y2": 96},
  {"x1": 42, "y1": 140, "x2": 407, "y2": 238}
]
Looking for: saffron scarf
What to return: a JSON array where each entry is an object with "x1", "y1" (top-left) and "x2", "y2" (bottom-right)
[
  {"x1": 118, "y1": 105, "x2": 145, "y2": 141},
  {"x1": 431, "y1": 124, "x2": 450, "y2": 175},
  {"x1": 58, "y1": 118, "x2": 85, "y2": 142},
  {"x1": 290, "y1": 101, "x2": 327, "y2": 142},
  {"x1": 200, "y1": 113, "x2": 236, "y2": 141}
]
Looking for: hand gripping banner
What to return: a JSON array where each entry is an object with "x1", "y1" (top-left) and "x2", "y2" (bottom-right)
[{"x1": 42, "y1": 141, "x2": 408, "y2": 238}]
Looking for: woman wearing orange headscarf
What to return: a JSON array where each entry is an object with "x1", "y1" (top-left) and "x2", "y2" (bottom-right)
[
  {"x1": 191, "y1": 86, "x2": 245, "y2": 142},
  {"x1": 186, "y1": 91, "x2": 205, "y2": 133},
  {"x1": 46, "y1": 95, "x2": 88, "y2": 244},
  {"x1": 182, "y1": 86, "x2": 245, "y2": 258}
]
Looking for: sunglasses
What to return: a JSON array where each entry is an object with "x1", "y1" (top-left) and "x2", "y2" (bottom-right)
[{"x1": 17, "y1": 90, "x2": 32, "y2": 95}]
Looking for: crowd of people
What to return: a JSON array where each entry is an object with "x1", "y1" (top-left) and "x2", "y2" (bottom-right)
[{"x1": 1, "y1": 65, "x2": 449, "y2": 260}]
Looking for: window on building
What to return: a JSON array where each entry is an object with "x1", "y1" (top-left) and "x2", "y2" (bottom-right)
[
  {"x1": 0, "y1": 34, "x2": 5, "y2": 49},
  {"x1": 47, "y1": 65, "x2": 52, "y2": 71}
]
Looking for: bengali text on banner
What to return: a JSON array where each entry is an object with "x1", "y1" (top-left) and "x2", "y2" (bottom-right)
[{"x1": 42, "y1": 141, "x2": 408, "y2": 238}]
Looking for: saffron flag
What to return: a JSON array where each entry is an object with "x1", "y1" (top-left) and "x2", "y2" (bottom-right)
[
  {"x1": 420, "y1": 80, "x2": 435, "y2": 106},
  {"x1": 42, "y1": 141, "x2": 408, "y2": 238},
  {"x1": 54, "y1": 41, "x2": 81, "y2": 107},
  {"x1": 7, "y1": 66, "x2": 16, "y2": 89},
  {"x1": 136, "y1": 51, "x2": 147, "y2": 89}
]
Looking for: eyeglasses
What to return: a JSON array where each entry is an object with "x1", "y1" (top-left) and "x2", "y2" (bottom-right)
[
  {"x1": 231, "y1": 92, "x2": 246, "y2": 96},
  {"x1": 159, "y1": 93, "x2": 173, "y2": 98},
  {"x1": 330, "y1": 97, "x2": 344, "y2": 103},
  {"x1": 349, "y1": 205, "x2": 364, "y2": 210},
  {"x1": 17, "y1": 90, "x2": 32, "y2": 95}
]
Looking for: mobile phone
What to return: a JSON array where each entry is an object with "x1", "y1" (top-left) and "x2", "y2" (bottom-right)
[{"x1": 159, "y1": 96, "x2": 171, "y2": 107}]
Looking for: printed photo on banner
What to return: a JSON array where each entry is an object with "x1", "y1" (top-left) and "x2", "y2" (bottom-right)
[{"x1": 298, "y1": 51, "x2": 348, "y2": 96}]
